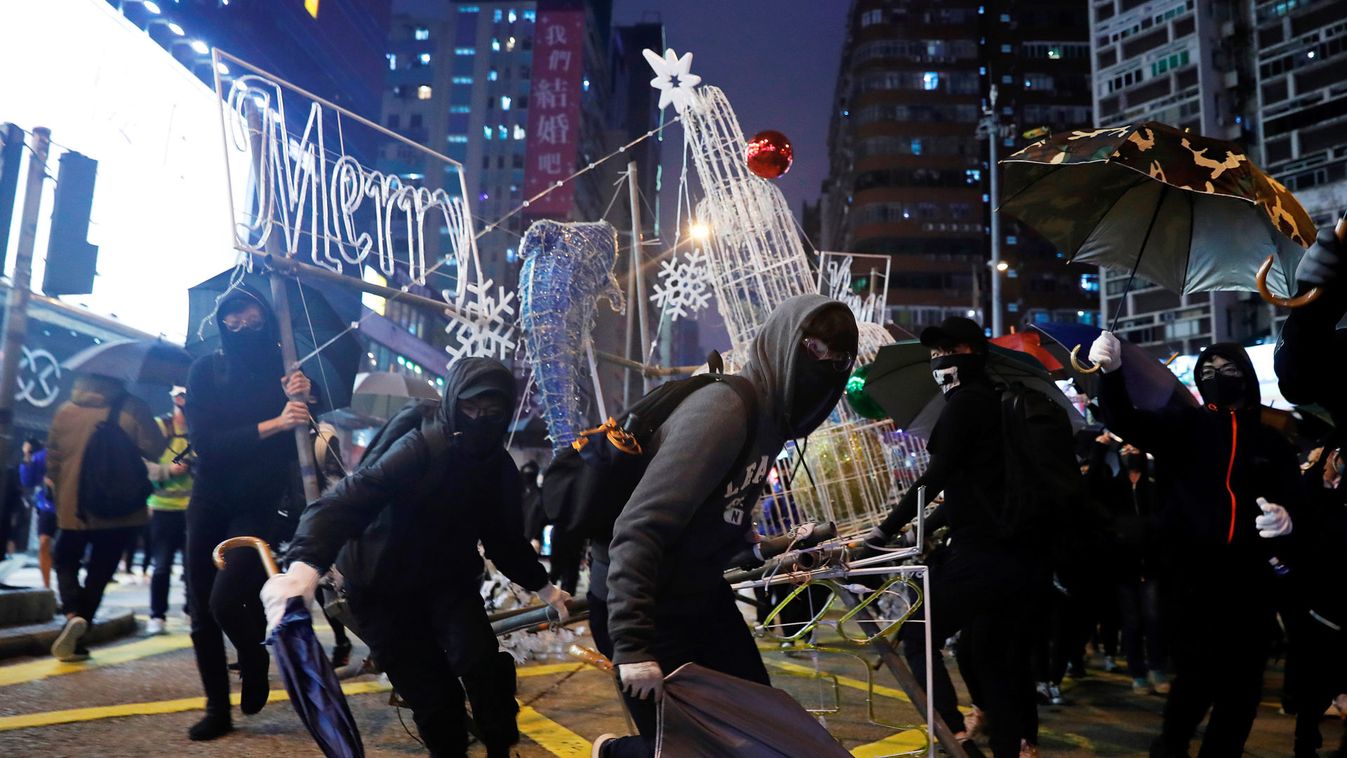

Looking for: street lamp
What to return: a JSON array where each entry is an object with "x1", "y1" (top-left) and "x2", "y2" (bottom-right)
[
  {"x1": 978, "y1": 83, "x2": 1007, "y2": 336},
  {"x1": 995, "y1": 260, "x2": 1009, "y2": 273},
  {"x1": 689, "y1": 221, "x2": 711, "y2": 242}
]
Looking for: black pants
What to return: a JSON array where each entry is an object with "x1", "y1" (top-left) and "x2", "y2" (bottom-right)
[
  {"x1": 54, "y1": 527, "x2": 135, "y2": 621},
  {"x1": 351, "y1": 587, "x2": 518, "y2": 757},
  {"x1": 1286, "y1": 609, "x2": 1347, "y2": 756},
  {"x1": 548, "y1": 528, "x2": 583, "y2": 596},
  {"x1": 149, "y1": 509, "x2": 187, "y2": 620},
  {"x1": 122, "y1": 523, "x2": 151, "y2": 574},
  {"x1": 588, "y1": 564, "x2": 771, "y2": 758},
  {"x1": 185, "y1": 499, "x2": 272, "y2": 715},
  {"x1": 899, "y1": 543, "x2": 1036, "y2": 758},
  {"x1": 1151, "y1": 568, "x2": 1274, "y2": 757},
  {"x1": 1117, "y1": 576, "x2": 1165, "y2": 678}
]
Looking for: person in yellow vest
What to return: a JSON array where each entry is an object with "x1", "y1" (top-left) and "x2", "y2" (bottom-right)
[{"x1": 144, "y1": 386, "x2": 193, "y2": 635}]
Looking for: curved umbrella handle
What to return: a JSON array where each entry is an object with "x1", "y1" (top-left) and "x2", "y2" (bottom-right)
[
  {"x1": 1070, "y1": 344, "x2": 1102, "y2": 375},
  {"x1": 213, "y1": 536, "x2": 281, "y2": 578},
  {"x1": 1257, "y1": 255, "x2": 1322, "y2": 309}
]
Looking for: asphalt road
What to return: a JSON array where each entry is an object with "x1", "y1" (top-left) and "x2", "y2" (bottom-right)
[{"x1": 0, "y1": 565, "x2": 1328, "y2": 757}]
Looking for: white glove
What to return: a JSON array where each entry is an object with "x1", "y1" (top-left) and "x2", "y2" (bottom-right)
[
  {"x1": 537, "y1": 584, "x2": 571, "y2": 622},
  {"x1": 619, "y1": 660, "x2": 665, "y2": 701},
  {"x1": 259, "y1": 561, "x2": 320, "y2": 634},
  {"x1": 1255, "y1": 497, "x2": 1292, "y2": 538},
  {"x1": 1088, "y1": 331, "x2": 1123, "y2": 374}
]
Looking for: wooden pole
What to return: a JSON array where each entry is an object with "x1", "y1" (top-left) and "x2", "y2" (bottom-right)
[{"x1": 0, "y1": 127, "x2": 49, "y2": 493}]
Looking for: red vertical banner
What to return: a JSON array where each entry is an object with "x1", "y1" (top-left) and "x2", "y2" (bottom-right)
[{"x1": 524, "y1": 8, "x2": 585, "y2": 217}]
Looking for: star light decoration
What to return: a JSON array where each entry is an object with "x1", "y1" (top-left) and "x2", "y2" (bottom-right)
[
  {"x1": 444, "y1": 280, "x2": 518, "y2": 360},
  {"x1": 642, "y1": 48, "x2": 701, "y2": 114},
  {"x1": 650, "y1": 248, "x2": 713, "y2": 321}
]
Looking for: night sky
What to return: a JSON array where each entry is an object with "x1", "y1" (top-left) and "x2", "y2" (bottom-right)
[{"x1": 611, "y1": 0, "x2": 849, "y2": 232}]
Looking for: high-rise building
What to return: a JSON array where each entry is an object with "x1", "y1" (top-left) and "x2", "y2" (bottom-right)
[
  {"x1": 1253, "y1": 0, "x2": 1347, "y2": 231},
  {"x1": 1088, "y1": 0, "x2": 1270, "y2": 354},
  {"x1": 821, "y1": 1, "x2": 1098, "y2": 336}
]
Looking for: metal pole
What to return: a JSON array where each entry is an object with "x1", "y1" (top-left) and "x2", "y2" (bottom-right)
[
  {"x1": 0, "y1": 127, "x2": 49, "y2": 485},
  {"x1": 987, "y1": 85, "x2": 1004, "y2": 337},
  {"x1": 627, "y1": 161, "x2": 651, "y2": 393}
]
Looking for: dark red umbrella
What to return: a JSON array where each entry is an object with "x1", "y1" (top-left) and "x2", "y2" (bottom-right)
[{"x1": 991, "y1": 330, "x2": 1065, "y2": 374}]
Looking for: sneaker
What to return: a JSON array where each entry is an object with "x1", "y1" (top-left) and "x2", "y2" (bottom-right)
[
  {"x1": 1133, "y1": 677, "x2": 1151, "y2": 693},
  {"x1": 1020, "y1": 739, "x2": 1040, "y2": 758},
  {"x1": 1035, "y1": 681, "x2": 1052, "y2": 705},
  {"x1": 591, "y1": 733, "x2": 618, "y2": 758},
  {"x1": 1049, "y1": 683, "x2": 1065, "y2": 706},
  {"x1": 188, "y1": 712, "x2": 234, "y2": 741},
  {"x1": 146, "y1": 617, "x2": 166, "y2": 635},
  {"x1": 964, "y1": 706, "x2": 986, "y2": 739},
  {"x1": 1102, "y1": 655, "x2": 1119, "y2": 673},
  {"x1": 1149, "y1": 670, "x2": 1171, "y2": 695},
  {"x1": 330, "y1": 641, "x2": 352, "y2": 669},
  {"x1": 51, "y1": 616, "x2": 89, "y2": 660}
]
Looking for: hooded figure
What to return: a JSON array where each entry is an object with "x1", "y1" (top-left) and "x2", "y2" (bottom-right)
[
  {"x1": 183, "y1": 283, "x2": 313, "y2": 741},
  {"x1": 1090, "y1": 335, "x2": 1303, "y2": 758},
  {"x1": 275, "y1": 357, "x2": 569, "y2": 758},
  {"x1": 590, "y1": 295, "x2": 858, "y2": 758}
]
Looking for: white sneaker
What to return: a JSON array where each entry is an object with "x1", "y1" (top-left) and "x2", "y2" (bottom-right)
[
  {"x1": 146, "y1": 617, "x2": 166, "y2": 635},
  {"x1": 52, "y1": 616, "x2": 89, "y2": 660},
  {"x1": 591, "y1": 733, "x2": 618, "y2": 758}
]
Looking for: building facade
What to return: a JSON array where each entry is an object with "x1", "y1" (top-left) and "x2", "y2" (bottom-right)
[{"x1": 821, "y1": 0, "x2": 1098, "y2": 337}]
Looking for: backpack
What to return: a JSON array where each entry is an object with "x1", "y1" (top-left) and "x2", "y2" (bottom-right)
[
  {"x1": 77, "y1": 393, "x2": 153, "y2": 520},
  {"x1": 542, "y1": 371, "x2": 758, "y2": 543},
  {"x1": 997, "y1": 382, "x2": 1084, "y2": 545}
]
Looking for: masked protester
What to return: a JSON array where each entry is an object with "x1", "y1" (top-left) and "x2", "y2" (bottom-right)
[
  {"x1": 265, "y1": 357, "x2": 569, "y2": 758},
  {"x1": 183, "y1": 285, "x2": 311, "y2": 741},
  {"x1": 589, "y1": 295, "x2": 858, "y2": 758},
  {"x1": 867, "y1": 316, "x2": 1038, "y2": 758},
  {"x1": 1088, "y1": 332, "x2": 1303, "y2": 758}
]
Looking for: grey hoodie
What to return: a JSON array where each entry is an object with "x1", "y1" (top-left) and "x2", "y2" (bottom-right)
[{"x1": 603, "y1": 294, "x2": 855, "y2": 665}]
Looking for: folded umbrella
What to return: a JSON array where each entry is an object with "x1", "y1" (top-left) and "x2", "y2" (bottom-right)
[
  {"x1": 63, "y1": 339, "x2": 192, "y2": 386},
  {"x1": 864, "y1": 341, "x2": 1084, "y2": 441},
  {"x1": 214, "y1": 537, "x2": 364, "y2": 758},
  {"x1": 656, "y1": 663, "x2": 850, "y2": 757},
  {"x1": 349, "y1": 371, "x2": 441, "y2": 422},
  {"x1": 1032, "y1": 322, "x2": 1198, "y2": 413}
]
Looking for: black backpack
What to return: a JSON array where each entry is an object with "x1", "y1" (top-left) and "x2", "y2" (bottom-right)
[
  {"x1": 997, "y1": 382, "x2": 1084, "y2": 545},
  {"x1": 542, "y1": 371, "x2": 758, "y2": 543},
  {"x1": 77, "y1": 393, "x2": 153, "y2": 520}
]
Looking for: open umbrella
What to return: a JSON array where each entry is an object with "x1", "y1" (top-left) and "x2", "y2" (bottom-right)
[
  {"x1": 350, "y1": 371, "x2": 440, "y2": 422},
  {"x1": 990, "y1": 330, "x2": 1065, "y2": 374},
  {"x1": 1031, "y1": 322, "x2": 1198, "y2": 413},
  {"x1": 864, "y1": 341, "x2": 1083, "y2": 440},
  {"x1": 187, "y1": 269, "x2": 363, "y2": 414},
  {"x1": 63, "y1": 339, "x2": 192, "y2": 386},
  {"x1": 656, "y1": 663, "x2": 850, "y2": 757},
  {"x1": 214, "y1": 537, "x2": 364, "y2": 758},
  {"x1": 1000, "y1": 122, "x2": 1320, "y2": 324}
]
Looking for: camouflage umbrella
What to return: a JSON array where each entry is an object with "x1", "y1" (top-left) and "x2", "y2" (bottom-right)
[{"x1": 1000, "y1": 122, "x2": 1318, "y2": 324}]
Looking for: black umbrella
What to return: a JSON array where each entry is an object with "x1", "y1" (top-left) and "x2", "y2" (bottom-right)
[
  {"x1": 1032, "y1": 322, "x2": 1198, "y2": 413},
  {"x1": 864, "y1": 341, "x2": 1084, "y2": 440},
  {"x1": 214, "y1": 536, "x2": 364, "y2": 758},
  {"x1": 657, "y1": 663, "x2": 851, "y2": 757},
  {"x1": 63, "y1": 339, "x2": 193, "y2": 386},
  {"x1": 350, "y1": 371, "x2": 440, "y2": 422},
  {"x1": 187, "y1": 269, "x2": 363, "y2": 414}
]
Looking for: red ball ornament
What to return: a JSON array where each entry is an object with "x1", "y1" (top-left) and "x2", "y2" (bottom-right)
[{"x1": 746, "y1": 130, "x2": 794, "y2": 179}]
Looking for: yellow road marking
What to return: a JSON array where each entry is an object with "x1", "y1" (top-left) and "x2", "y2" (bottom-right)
[
  {"x1": 850, "y1": 728, "x2": 928, "y2": 757},
  {"x1": 0, "y1": 633, "x2": 193, "y2": 688},
  {"x1": 518, "y1": 704, "x2": 593, "y2": 756}
]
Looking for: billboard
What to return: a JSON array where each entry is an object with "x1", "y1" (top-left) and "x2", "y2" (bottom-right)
[{"x1": 523, "y1": 6, "x2": 586, "y2": 217}]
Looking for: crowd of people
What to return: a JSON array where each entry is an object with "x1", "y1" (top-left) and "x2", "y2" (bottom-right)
[{"x1": 0, "y1": 222, "x2": 1341, "y2": 758}]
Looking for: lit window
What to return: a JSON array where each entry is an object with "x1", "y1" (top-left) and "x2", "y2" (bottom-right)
[
  {"x1": 508, "y1": 9, "x2": 517, "y2": 23},
  {"x1": 454, "y1": 47, "x2": 475, "y2": 55},
  {"x1": 450, "y1": 105, "x2": 470, "y2": 113},
  {"x1": 910, "y1": 138, "x2": 923, "y2": 155},
  {"x1": 447, "y1": 134, "x2": 468, "y2": 143},
  {"x1": 493, "y1": 9, "x2": 502, "y2": 22},
  {"x1": 513, "y1": 124, "x2": 525, "y2": 140},
  {"x1": 492, "y1": 38, "x2": 501, "y2": 52},
  {"x1": 500, "y1": 95, "x2": 511, "y2": 110},
  {"x1": 506, "y1": 36, "x2": 516, "y2": 51},
  {"x1": 418, "y1": 52, "x2": 431, "y2": 65},
  {"x1": 922, "y1": 72, "x2": 939, "y2": 90},
  {"x1": 484, "y1": 125, "x2": 493, "y2": 139},
  {"x1": 523, "y1": 9, "x2": 535, "y2": 21},
  {"x1": 386, "y1": 53, "x2": 397, "y2": 70},
  {"x1": 861, "y1": 9, "x2": 884, "y2": 26},
  {"x1": 451, "y1": 76, "x2": 473, "y2": 84},
  {"x1": 582, "y1": 77, "x2": 590, "y2": 92},
  {"x1": 1047, "y1": 46, "x2": 1062, "y2": 60},
  {"x1": 413, "y1": 26, "x2": 430, "y2": 41},
  {"x1": 458, "y1": 5, "x2": 479, "y2": 12},
  {"x1": 488, "y1": 67, "x2": 498, "y2": 81},
  {"x1": 498, "y1": 125, "x2": 508, "y2": 139},
  {"x1": 417, "y1": 85, "x2": 432, "y2": 100}
]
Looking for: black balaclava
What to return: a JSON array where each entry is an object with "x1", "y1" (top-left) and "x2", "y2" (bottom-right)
[
  {"x1": 438, "y1": 357, "x2": 517, "y2": 459},
  {"x1": 930, "y1": 352, "x2": 987, "y2": 395},
  {"x1": 790, "y1": 306, "x2": 860, "y2": 432},
  {"x1": 1121, "y1": 451, "x2": 1147, "y2": 472},
  {"x1": 454, "y1": 390, "x2": 510, "y2": 457},
  {"x1": 215, "y1": 285, "x2": 281, "y2": 374},
  {"x1": 1194, "y1": 343, "x2": 1260, "y2": 412}
]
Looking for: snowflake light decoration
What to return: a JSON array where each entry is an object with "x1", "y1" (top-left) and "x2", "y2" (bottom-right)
[
  {"x1": 651, "y1": 248, "x2": 713, "y2": 321},
  {"x1": 642, "y1": 48, "x2": 701, "y2": 114},
  {"x1": 445, "y1": 279, "x2": 518, "y2": 360}
]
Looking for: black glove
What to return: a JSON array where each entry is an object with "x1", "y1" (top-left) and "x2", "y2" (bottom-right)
[{"x1": 1297, "y1": 222, "x2": 1345, "y2": 289}]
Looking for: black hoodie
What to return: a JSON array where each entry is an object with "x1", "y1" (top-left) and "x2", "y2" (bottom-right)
[
  {"x1": 285, "y1": 357, "x2": 547, "y2": 596},
  {"x1": 186, "y1": 284, "x2": 297, "y2": 508},
  {"x1": 1096, "y1": 343, "x2": 1303, "y2": 575}
]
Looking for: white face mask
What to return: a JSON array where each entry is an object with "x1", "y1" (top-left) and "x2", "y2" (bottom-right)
[
  {"x1": 932, "y1": 366, "x2": 960, "y2": 394},
  {"x1": 536, "y1": 473, "x2": 545, "y2": 488}
]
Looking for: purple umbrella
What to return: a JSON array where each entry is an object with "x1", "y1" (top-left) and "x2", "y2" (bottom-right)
[{"x1": 1032, "y1": 322, "x2": 1197, "y2": 412}]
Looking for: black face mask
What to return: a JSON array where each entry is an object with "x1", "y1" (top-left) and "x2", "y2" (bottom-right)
[
  {"x1": 454, "y1": 409, "x2": 507, "y2": 457},
  {"x1": 790, "y1": 352, "x2": 845, "y2": 433},
  {"x1": 220, "y1": 326, "x2": 278, "y2": 368},
  {"x1": 930, "y1": 353, "x2": 986, "y2": 394},
  {"x1": 1199, "y1": 373, "x2": 1245, "y2": 410},
  {"x1": 1121, "y1": 453, "x2": 1146, "y2": 472}
]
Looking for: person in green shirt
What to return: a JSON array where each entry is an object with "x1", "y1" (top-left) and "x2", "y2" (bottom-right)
[{"x1": 145, "y1": 386, "x2": 192, "y2": 635}]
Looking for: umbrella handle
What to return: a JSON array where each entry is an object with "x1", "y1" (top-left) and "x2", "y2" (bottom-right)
[
  {"x1": 1069, "y1": 344, "x2": 1102, "y2": 375},
  {"x1": 213, "y1": 536, "x2": 281, "y2": 578},
  {"x1": 1257, "y1": 255, "x2": 1322, "y2": 308}
]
